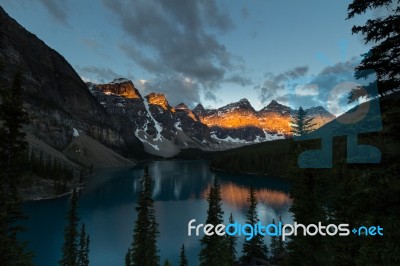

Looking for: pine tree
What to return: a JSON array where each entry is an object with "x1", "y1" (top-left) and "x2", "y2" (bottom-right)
[
  {"x1": 126, "y1": 166, "x2": 159, "y2": 266},
  {"x1": 163, "y1": 260, "x2": 172, "y2": 266},
  {"x1": 0, "y1": 71, "x2": 28, "y2": 177},
  {"x1": 226, "y1": 213, "x2": 237, "y2": 266},
  {"x1": 77, "y1": 223, "x2": 89, "y2": 266},
  {"x1": 347, "y1": 0, "x2": 400, "y2": 99},
  {"x1": 179, "y1": 244, "x2": 188, "y2": 266},
  {"x1": 125, "y1": 248, "x2": 132, "y2": 266},
  {"x1": 198, "y1": 177, "x2": 228, "y2": 266},
  {"x1": 59, "y1": 189, "x2": 80, "y2": 266},
  {"x1": 291, "y1": 107, "x2": 315, "y2": 136},
  {"x1": 285, "y1": 168, "x2": 327, "y2": 266},
  {"x1": 240, "y1": 187, "x2": 268, "y2": 265},
  {"x1": 270, "y1": 217, "x2": 286, "y2": 264},
  {"x1": 269, "y1": 219, "x2": 278, "y2": 262},
  {"x1": 276, "y1": 216, "x2": 286, "y2": 260},
  {"x1": 79, "y1": 169, "x2": 84, "y2": 183},
  {"x1": 0, "y1": 70, "x2": 33, "y2": 265}
]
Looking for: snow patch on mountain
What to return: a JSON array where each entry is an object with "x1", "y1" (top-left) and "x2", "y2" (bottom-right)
[
  {"x1": 143, "y1": 98, "x2": 163, "y2": 141},
  {"x1": 72, "y1": 128, "x2": 79, "y2": 137},
  {"x1": 135, "y1": 130, "x2": 160, "y2": 151},
  {"x1": 174, "y1": 122, "x2": 182, "y2": 130},
  {"x1": 211, "y1": 131, "x2": 284, "y2": 145},
  {"x1": 263, "y1": 131, "x2": 285, "y2": 141}
]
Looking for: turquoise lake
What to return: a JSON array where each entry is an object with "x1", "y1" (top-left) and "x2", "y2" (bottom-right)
[{"x1": 21, "y1": 160, "x2": 292, "y2": 266}]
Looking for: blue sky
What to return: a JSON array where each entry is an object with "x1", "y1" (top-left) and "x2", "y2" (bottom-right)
[{"x1": 0, "y1": 0, "x2": 376, "y2": 113}]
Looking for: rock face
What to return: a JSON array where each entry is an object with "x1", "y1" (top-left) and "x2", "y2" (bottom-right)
[
  {"x1": 89, "y1": 78, "x2": 335, "y2": 155},
  {"x1": 0, "y1": 7, "x2": 126, "y2": 153},
  {"x1": 174, "y1": 103, "x2": 211, "y2": 142},
  {"x1": 88, "y1": 81, "x2": 214, "y2": 157},
  {"x1": 96, "y1": 78, "x2": 141, "y2": 99},
  {"x1": 193, "y1": 99, "x2": 335, "y2": 143},
  {"x1": 258, "y1": 100, "x2": 292, "y2": 136},
  {"x1": 194, "y1": 99, "x2": 266, "y2": 141}
]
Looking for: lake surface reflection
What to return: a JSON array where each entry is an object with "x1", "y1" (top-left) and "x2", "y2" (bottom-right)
[{"x1": 22, "y1": 160, "x2": 292, "y2": 266}]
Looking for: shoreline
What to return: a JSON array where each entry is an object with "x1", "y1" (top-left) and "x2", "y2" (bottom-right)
[{"x1": 22, "y1": 185, "x2": 85, "y2": 202}]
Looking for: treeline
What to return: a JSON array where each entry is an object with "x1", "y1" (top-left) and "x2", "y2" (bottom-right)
[
  {"x1": 126, "y1": 167, "x2": 287, "y2": 266},
  {"x1": 27, "y1": 149, "x2": 77, "y2": 194},
  {"x1": 0, "y1": 66, "x2": 87, "y2": 265},
  {"x1": 284, "y1": 92, "x2": 400, "y2": 265},
  {"x1": 198, "y1": 179, "x2": 287, "y2": 266},
  {"x1": 208, "y1": 86, "x2": 400, "y2": 265},
  {"x1": 28, "y1": 150, "x2": 74, "y2": 180},
  {"x1": 210, "y1": 139, "x2": 292, "y2": 177}
]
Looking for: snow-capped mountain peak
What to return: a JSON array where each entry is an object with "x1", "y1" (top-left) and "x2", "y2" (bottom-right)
[{"x1": 86, "y1": 78, "x2": 335, "y2": 157}]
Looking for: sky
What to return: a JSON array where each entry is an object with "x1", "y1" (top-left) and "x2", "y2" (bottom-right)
[{"x1": 0, "y1": 0, "x2": 379, "y2": 114}]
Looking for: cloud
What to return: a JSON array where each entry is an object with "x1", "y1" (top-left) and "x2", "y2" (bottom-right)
[
  {"x1": 318, "y1": 58, "x2": 359, "y2": 77},
  {"x1": 204, "y1": 90, "x2": 218, "y2": 102},
  {"x1": 37, "y1": 0, "x2": 70, "y2": 25},
  {"x1": 76, "y1": 66, "x2": 134, "y2": 84},
  {"x1": 138, "y1": 76, "x2": 201, "y2": 107},
  {"x1": 199, "y1": 0, "x2": 233, "y2": 31},
  {"x1": 295, "y1": 84, "x2": 319, "y2": 96},
  {"x1": 310, "y1": 57, "x2": 360, "y2": 99},
  {"x1": 306, "y1": 57, "x2": 362, "y2": 113},
  {"x1": 2, "y1": 0, "x2": 70, "y2": 25},
  {"x1": 82, "y1": 38, "x2": 101, "y2": 50},
  {"x1": 102, "y1": 0, "x2": 235, "y2": 93},
  {"x1": 256, "y1": 58, "x2": 365, "y2": 114},
  {"x1": 119, "y1": 44, "x2": 168, "y2": 74},
  {"x1": 258, "y1": 66, "x2": 309, "y2": 104},
  {"x1": 241, "y1": 6, "x2": 249, "y2": 19},
  {"x1": 224, "y1": 74, "x2": 253, "y2": 86}
]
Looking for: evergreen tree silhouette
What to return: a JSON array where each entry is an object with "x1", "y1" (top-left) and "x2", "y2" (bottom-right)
[
  {"x1": 0, "y1": 69, "x2": 33, "y2": 265},
  {"x1": 59, "y1": 189, "x2": 80, "y2": 266},
  {"x1": 226, "y1": 213, "x2": 238, "y2": 266},
  {"x1": 199, "y1": 177, "x2": 228, "y2": 266},
  {"x1": 240, "y1": 187, "x2": 268, "y2": 265},
  {"x1": 77, "y1": 223, "x2": 89, "y2": 266},
  {"x1": 163, "y1": 260, "x2": 172, "y2": 266},
  {"x1": 126, "y1": 166, "x2": 159, "y2": 266},
  {"x1": 291, "y1": 107, "x2": 315, "y2": 136},
  {"x1": 347, "y1": 0, "x2": 400, "y2": 99},
  {"x1": 179, "y1": 244, "x2": 188, "y2": 266}
]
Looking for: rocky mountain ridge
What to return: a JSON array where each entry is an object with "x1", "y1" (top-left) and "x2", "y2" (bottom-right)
[
  {"x1": 0, "y1": 6, "x2": 137, "y2": 165},
  {"x1": 0, "y1": 6, "x2": 335, "y2": 161},
  {"x1": 88, "y1": 78, "x2": 335, "y2": 156}
]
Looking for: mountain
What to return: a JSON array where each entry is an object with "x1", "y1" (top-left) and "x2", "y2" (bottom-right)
[
  {"x1": 0, "y1": 6, "x2": 335, "y2": 161},
  {"x1": 88, "y1": 80, "x2": 214, "y2": 157},
  {"x1": 193, "y1": 98, "x2": 268, "y2": 142},
  {"x1": 0, "y1": 7, "x2": 133, "y2": 167},
  {"x1": 304, "y1": 106, "x2": 336, "y2": 128},
  {"x1": 89, "y1": 79, "x2": 335, "y2": 155},
  {"x1": 193, "y1": 99, "x2": 335, "y2": 143}
]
